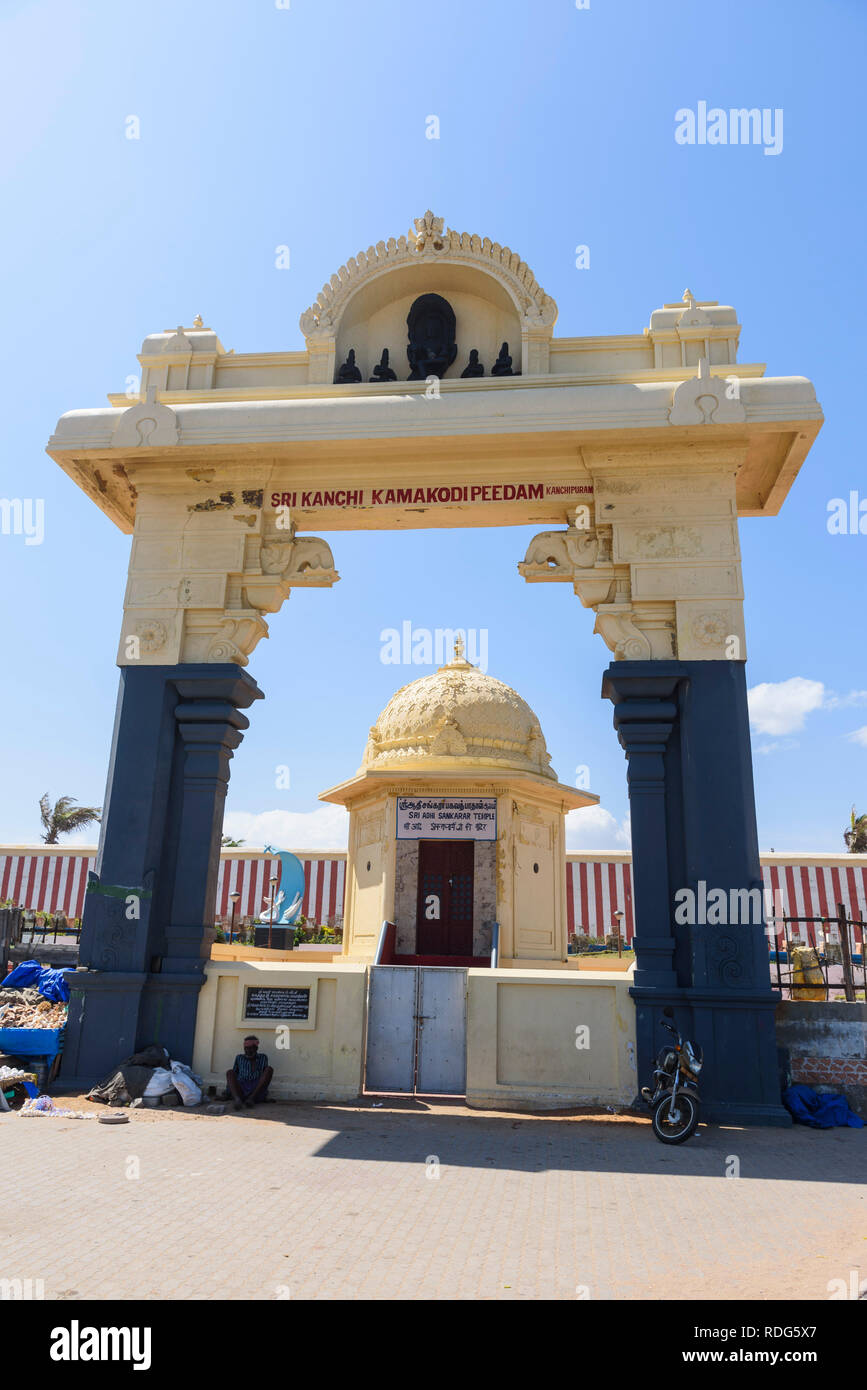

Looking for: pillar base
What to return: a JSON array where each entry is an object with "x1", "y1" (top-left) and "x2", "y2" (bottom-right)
[
  {"x1": 631, "y1": 986, "x2": 792, "y2": 1127},
  {"x1": 62, "y1": 970, "x2": 146, "y2": 1090},
  {"x1": 137, "y1": 972, "x2": 210, "y2": 1064},
  {"x1": 63, "y1": 968, "x2": 212, "y2": 1090}
]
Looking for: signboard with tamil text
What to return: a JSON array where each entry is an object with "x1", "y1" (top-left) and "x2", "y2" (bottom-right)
[
  {"x1": 243, "y1": 986, "x2": 310, "y2": 1021},
  {"x1": 396, "y1": 796, "x2": 497, "y2": 841}
]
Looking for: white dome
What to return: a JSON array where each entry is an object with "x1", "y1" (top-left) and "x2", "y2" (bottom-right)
[{"x1": 362, "y1": 647, "x2": 555, "y2": 779}]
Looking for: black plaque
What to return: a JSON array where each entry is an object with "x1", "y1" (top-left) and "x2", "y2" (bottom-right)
[{"x1": 244, "y1": 986, "x2": 310, "y2": 1020}]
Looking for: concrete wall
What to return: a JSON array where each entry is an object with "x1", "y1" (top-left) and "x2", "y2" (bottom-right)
[
  {"x1": 465, "y1": 966, "x2": 638, "y2": 1110},
  {"x1": 776, "y1": 1001, "x2": 867, "y2": 1117},
  {"x1": 192, "y1": 960, "x2": 366, "y2": 1101},
  {"x1": 209, "y1": 943, "x2": 341, "y2": 963},
  {"x1": 192, "y1": 958, "x2": 639, "y2": 1111}
]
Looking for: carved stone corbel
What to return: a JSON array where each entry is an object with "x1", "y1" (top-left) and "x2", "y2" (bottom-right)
[
  {"x1": 118, "y1": 505, "x2": 340, "y2": 668},
  {"x1": 517, "y1": 522, "x2": 599, "y2": 580},
  {"x1": 259, "y1": 533, "x2": 340, "y2": 586},
  {"x1": 518, "y1": 524, "x2": 675, "y2": 661},
  {"x1": 592, "y1": 607, "x2": 653, "y2": 661},
  {"x1": 205, "y1": 614, "x2": 269, "y2": 666},
  {"x1": 226, "y1": 532, "x2": 339, "y2": 657}
]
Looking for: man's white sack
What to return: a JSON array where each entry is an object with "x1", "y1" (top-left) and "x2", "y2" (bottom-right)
[
  {"x1": 170, "y1": 1061, "x2": 203, "y2": 1107},
  {"x1": 142, "y1": 1068, "x2": 175, "y2": 1097}
]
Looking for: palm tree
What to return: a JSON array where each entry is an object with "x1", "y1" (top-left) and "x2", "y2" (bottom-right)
[
  {"x1": 39, "y1": 794, "x2": 101, "y2": 844},
  {"x1": 844, "y1": 807, "x2": 867, "y2": 854},
  {"x1": 221, "y1": 836, "x2": 245, "y2": 847}
]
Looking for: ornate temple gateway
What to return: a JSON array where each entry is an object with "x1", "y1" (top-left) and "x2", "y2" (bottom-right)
[{"x1": 46, "y1": 211, "x2": 823, "y2": 1119}]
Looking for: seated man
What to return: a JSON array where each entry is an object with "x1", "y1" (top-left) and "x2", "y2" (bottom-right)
[{"x1": 226, "y1": 1035, "x2": 273, "y2": 1110}]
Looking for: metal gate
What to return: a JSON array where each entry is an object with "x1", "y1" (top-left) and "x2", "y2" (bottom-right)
[{"x1": 365, "y1": 966, "x2": 467, "y2": 1095}]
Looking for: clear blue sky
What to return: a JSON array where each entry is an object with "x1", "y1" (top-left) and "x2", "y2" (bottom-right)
[{"x1": 0, "y1": 0, "x2": 864, "y2": 852}]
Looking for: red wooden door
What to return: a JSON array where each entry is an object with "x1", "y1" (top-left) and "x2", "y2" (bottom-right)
[{"x1": 416, "y1": 840, "x2": 475, "y2": 956}]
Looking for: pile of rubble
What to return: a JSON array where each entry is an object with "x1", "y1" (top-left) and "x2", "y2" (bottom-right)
[{"x1": 0, "y1": 986, "x2": 67, "y2": 1029}]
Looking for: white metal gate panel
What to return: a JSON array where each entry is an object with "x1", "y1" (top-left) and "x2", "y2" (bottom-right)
[
  {"x1": 416, "y1": 967, "x2": 467, "y2": 1096},
  {"x1": 365, "y1": 966, "x2": 417, "y2": 1093},
  {"x1": 365, "y1": 966, "x2": 468, "y2": 1095}
]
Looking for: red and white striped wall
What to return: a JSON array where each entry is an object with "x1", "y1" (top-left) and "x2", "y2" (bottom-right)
[
  {"x1": 214, "y1": 853, "x2": 346, "y2": 924},
  {"x1": 566, "y1": 854, "x2": 635, "y2": 942},
  {"x1": 761, "y1": 859, "x2": 867, "y2": 949},
  {"x1": 1, "y1": 846, "x2": 864, "y2": 939},
  {"x1": 566, "y1": 854, "x2": 867, "y2": 945},
  {"x1": 0, "y1": 848, "x2": 95, "y2": 920},
  {"x1": 0, "y1": 847, "x2": 347, "y2": 925}
]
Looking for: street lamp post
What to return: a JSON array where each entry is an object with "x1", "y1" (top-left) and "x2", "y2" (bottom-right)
[
  {"x1": 228, "y1": 891, "x2": 241, "y2": 945},
  {"x1": 613, "y1": 909, "x2": 624, "y2": 958},
  {"x1": 268, "y1": 875, "x2": 278, "y2": 950}
]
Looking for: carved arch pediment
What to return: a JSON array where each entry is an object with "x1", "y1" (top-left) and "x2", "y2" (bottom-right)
[{"x1": 299, "y1": 210, "x2": 558, "y2": 343}]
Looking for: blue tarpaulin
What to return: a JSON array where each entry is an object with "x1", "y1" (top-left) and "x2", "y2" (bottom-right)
[
  {"x1": 783, "y1": 1083, "x2": 865, "y2": 1129},
  {"x1": 3, "y1": 960, "x2": 71, "y2": 1003}
]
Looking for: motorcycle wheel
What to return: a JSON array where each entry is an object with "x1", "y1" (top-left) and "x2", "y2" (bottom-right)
[{"x1": 651, "y1": 1091, "x2": 699, "y2": 1144}]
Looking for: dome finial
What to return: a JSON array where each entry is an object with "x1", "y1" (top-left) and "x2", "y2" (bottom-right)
[{"x1": 453, "y1": 633, "x2": 465, "y2": 662}]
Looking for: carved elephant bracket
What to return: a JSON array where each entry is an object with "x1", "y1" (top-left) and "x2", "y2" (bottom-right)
[
  {"x1": 259, "y1": 534, "x2": 340, "y2": 587},
  {"x1": 517, "y1": 524, "x2": 599, "y2": 582}
]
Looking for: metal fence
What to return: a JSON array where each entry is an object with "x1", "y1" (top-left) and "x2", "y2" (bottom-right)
[
  {"x1": 767, "y1": 903, "x2": 866, "y2": 1001},
  {"x1": 19, "y1": 916, "x2": 82, "y2": 945},
  {"x1": 569, "y1": 930, "x2": 631, "y2": 958}
]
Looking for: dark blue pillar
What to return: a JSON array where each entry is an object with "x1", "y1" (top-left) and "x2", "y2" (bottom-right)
[
  {"x1": 606, "y1": 674, "x2": 680, "y2": 990},
  {"x1": 62, "y1": 664, "x2": 262, "y2": 1087},
  {"x1": 603, "y1": 660, "x2": 789, "y2": 1127}
]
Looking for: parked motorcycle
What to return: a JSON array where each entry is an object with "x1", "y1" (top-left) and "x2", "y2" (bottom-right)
[{"x1": 641, "y1": 1007, "x2": 703, "y2": 1144}]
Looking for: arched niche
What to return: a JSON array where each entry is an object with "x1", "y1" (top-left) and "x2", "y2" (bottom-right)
[{"x1": 334, "y1": 262, "x2": 523, "y2": 382}]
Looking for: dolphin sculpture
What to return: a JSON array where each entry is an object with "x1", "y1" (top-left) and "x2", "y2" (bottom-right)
[{"x1": 258, "y1": 846, "x2": 307, "y2": 924}]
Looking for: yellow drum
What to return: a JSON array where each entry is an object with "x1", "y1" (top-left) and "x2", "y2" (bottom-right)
[{"x1": 791, "y1": 946, "x2": 826, "y2": 1001}]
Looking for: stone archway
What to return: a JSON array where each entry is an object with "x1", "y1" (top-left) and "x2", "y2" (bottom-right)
[{"x1": 46, "y1": 212, "x2": 823, "y2": 1121}]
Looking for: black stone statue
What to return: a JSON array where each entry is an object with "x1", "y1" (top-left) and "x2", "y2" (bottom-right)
[
  {"x1": 461, "y1": 349, "x2": 484, "y2": 378},
  {"x1": 336, "y1": 348, "x2": 362, "y2": 384},
  {"x1": 406, "y1": 293, "x2": 458, "y2": 380},
  {"x1": 490, "y1": 341, "x2": 514, "y2": 376},
  {"x1": 369, "y1": 348, "x2": 397, "y2": 383}
]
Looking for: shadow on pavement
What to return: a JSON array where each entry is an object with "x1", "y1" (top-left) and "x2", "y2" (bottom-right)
[{"x1": 141, "y1": 1092, "x2": 867, "y2": 1183}]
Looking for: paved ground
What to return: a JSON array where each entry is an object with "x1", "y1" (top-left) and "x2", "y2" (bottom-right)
[{"x1": 1, "y1": 1098, "x2": 865, "y2": 1301}]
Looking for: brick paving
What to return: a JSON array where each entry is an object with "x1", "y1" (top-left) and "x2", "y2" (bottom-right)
[{"x1": 1, "y1": 1099, "x2": 865, "y2": 1301}]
